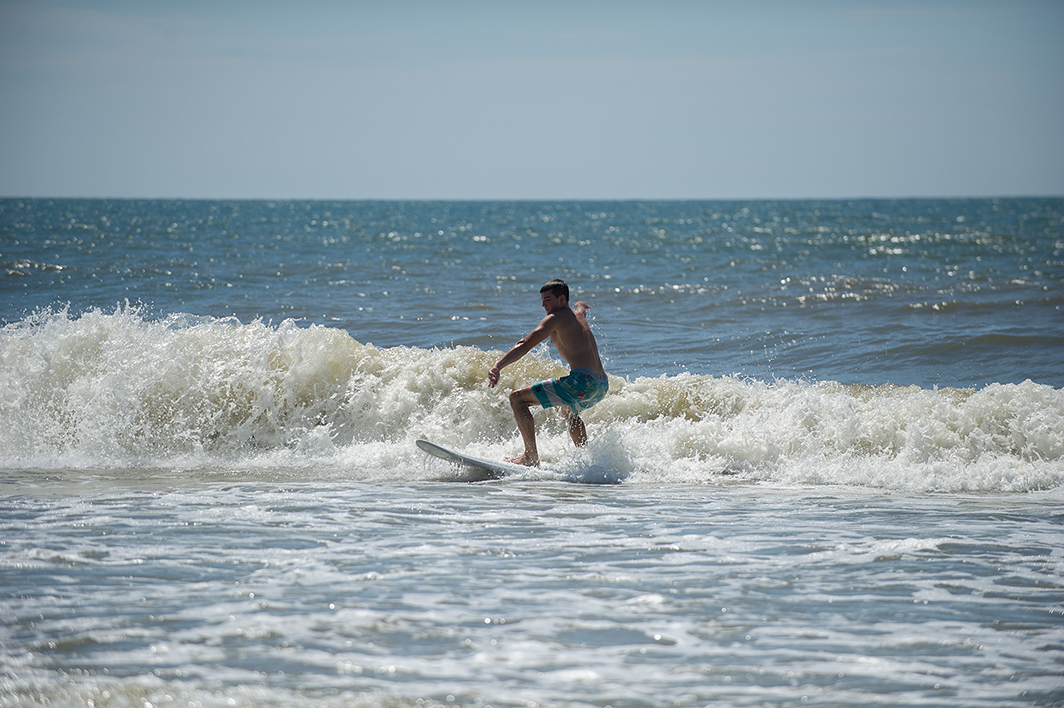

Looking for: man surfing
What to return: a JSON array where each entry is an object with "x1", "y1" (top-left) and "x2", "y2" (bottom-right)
[{"x1": 488, "y1": 279, "x2": 609, "y2": 467}]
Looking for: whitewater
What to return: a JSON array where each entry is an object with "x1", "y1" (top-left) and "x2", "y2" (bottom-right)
[{"x1": 2, "y1": 307, "x2": 1061, "y2": 493}]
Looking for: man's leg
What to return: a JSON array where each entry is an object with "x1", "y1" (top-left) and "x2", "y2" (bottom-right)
[
  {"x1": 507, "y1": 387, "x2": 541, "y2": 466},
  {"x1": 564, "y1": 407, "x2": 588, "y2": 447}
]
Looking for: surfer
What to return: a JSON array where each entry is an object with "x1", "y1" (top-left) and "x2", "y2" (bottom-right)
[{"x1": 488, "y1": 279, "x2": 609, "y2": 467}]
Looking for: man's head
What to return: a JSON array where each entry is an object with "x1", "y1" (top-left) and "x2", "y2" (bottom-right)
[
  {"x1": 540, "y1": 279, "x2": 569, "y2": 313},
  {"x1": 540, "y1": 279, "x2": 569, "y2": 300}
]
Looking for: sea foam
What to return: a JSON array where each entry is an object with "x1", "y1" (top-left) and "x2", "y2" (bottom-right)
[{"x1": 2, "y1": 308, "x2": 1062, "y2": 493}]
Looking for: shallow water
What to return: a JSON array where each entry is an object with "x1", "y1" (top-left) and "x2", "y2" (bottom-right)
[{"x1": 3, "y1": 478, "x2": 1063, "y2": 707}]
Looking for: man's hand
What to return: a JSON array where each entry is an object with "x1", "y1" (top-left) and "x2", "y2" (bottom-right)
[
  {"x1": 573, "y1": 301, "x2": 590, "y2": 316},
  {"x1": 488, "y1": 365, "x2": 501, "y2": 388}
]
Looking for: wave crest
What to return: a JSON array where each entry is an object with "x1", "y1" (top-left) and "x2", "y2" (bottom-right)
[{"x1": 2, "y1": 308, "x2": 1061, "y2": 492}]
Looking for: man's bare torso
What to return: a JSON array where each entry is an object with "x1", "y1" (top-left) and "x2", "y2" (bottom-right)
[{"x1": 545, "y1": 303, "x2": 605, "y2": 377}]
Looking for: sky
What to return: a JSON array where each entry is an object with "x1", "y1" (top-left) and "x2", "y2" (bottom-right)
[{"x1": 1, "y1": 0, "x2": 1062, "y2": 200}]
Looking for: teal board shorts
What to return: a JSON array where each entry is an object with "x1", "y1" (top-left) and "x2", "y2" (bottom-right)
[{"x1": 531, "y1": 368, "x2": 609, "y2": 416}]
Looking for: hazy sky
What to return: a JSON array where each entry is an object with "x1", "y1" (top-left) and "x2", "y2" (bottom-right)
[{"x1": 1, "y1": 0, "x2": 1062, "y2": 200}]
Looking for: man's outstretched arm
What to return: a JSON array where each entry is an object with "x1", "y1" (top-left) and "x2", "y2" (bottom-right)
[{"x1": 488, "y1": 316, "x2": 555, "y2": 388}]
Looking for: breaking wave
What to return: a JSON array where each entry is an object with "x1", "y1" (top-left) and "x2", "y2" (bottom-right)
[{"x1": 2, "y1": 308, "x2": 1062, "y2": 493}]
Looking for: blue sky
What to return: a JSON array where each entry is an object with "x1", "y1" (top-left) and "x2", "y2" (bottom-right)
[{"x1": 1, "y1": 0, "x2": 1062, "y2": 199}]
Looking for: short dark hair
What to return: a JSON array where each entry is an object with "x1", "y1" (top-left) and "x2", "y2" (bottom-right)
[{"x1": 540, "y1": 279, "x2": 569, "y2": 300}]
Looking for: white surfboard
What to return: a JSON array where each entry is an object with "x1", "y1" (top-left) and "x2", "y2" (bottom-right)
[{"x1": 416, "y1": 439, "x2": 535, "y2": 480}]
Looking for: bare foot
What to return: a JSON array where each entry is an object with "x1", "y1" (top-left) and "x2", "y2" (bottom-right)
[{"x1": 505, "y1": 453, "x2": 539, "y2": 467}]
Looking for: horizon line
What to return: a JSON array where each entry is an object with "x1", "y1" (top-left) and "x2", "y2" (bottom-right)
[{"x1": 3, "y1": 194, "x2": 1063, "y2": 202}]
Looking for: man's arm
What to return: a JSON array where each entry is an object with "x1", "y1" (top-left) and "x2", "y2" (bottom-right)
[{"x1": 488, "y1": 315, "x2": 556, "y2": 388}]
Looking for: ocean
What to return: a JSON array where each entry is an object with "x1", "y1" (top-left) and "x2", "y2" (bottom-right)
[{"x1": 2, "y1": 198, "x2": 1062, "y2": 707}]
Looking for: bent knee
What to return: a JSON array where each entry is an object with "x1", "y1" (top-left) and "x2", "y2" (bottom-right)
[{"x1": 509, "y1": 387, "x2": 536, "y2": 407}]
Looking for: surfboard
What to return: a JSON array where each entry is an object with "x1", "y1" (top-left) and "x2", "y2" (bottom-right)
[{"x1": 416, "y1": 439, "x2": 534, "y2": 480}]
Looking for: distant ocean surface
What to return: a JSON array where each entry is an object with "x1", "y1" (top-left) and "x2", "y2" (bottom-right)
[{"x1": 2, "y1": 199, "x2": 1062, "y2": 707}]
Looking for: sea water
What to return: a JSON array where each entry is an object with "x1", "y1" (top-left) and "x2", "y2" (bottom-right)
[{"x1": 1, "y1": 199, "x2": 1062, "y2": 707}]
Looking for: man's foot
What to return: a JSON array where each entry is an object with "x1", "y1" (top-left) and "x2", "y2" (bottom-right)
[{"x1": 505, "y1": 453, "x2": 539, "y2": 467}]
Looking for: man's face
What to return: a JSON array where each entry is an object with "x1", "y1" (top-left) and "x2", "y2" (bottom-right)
[{"x1": 541, "y1": 291, "x2": 565, "y2": 313}]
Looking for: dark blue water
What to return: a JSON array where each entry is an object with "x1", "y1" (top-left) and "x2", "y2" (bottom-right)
[{"x1": 3, "y1": 198, "x2": 1061, "y2": 388}]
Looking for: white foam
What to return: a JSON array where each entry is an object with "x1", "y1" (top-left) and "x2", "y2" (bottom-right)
[{"x1": 2, "y1": 309, "x2": 1062, "y2": 493}]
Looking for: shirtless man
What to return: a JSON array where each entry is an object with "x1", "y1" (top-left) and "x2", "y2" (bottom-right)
[{"x1": 488, "y1": 279, "x2": 609, "y2": 466}]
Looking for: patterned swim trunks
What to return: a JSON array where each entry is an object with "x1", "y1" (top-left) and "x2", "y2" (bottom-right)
[{"x1": 531, "y1": 368, "x2": 609, "y2": 416}]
